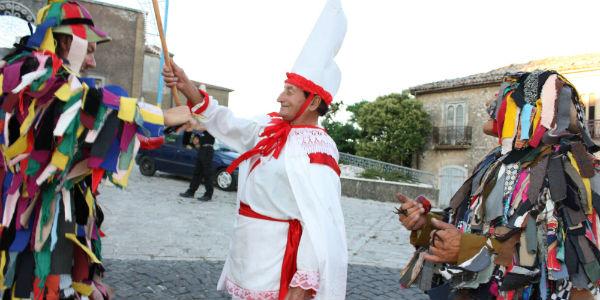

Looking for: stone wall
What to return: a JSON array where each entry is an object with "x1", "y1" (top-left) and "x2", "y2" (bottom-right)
[
  {"x1": 341, "y1": 177, "x2": 440, "y2": 207},
  {"x1": 416, "y1": 85, "x2": 499, "y2": 176}
]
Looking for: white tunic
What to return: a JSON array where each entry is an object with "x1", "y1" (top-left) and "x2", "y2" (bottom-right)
[{"x1": 194, "y1": 98, "x2": 348, "y2": 299}]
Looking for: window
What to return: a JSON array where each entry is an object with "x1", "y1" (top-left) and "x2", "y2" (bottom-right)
[{"x1": 444, "y1": 102, "x2": 466, "y2": 127}]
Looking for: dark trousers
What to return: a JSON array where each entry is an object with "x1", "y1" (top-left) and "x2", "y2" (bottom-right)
[{"x1": 188, "y1": 147, "x2": 214, "y2": 196}]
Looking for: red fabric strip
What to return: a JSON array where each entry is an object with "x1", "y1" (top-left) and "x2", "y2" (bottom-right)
[
  {"x1": 62, "y1": 3, "x2": 87, "y2": 39},
  {"x1": 308, "y1": 153, "x2": 340, "y2": 176},
  {"x1": 238, "y1": 202, "x2": 302, "y2": 299}
]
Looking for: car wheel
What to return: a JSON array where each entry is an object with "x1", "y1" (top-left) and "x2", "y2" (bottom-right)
[
  {"x1": 139, "y1": 157, "x2": 156, "y2": 176},
  {"x1": 215, "y1": 168, "x2": 237, "y2": 191}
]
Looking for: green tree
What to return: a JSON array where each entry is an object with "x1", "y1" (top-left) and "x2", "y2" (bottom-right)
[
  {"x1": 322, "y1": 101, "x2": 361, "y2": 154},
  {"x1": 354, "y1": 91, "x2": 431, "y2": 166}
]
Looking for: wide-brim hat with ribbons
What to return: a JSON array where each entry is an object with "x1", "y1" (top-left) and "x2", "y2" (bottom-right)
[
  {"x1": 51, "y1": 1, "x2": 111, "y2": 44},
  {"x1": 285, "y1": 0, "x2": 347, "y2": 106},
  {"x1": 28, "y1": 0, "x2": 110, "y2": 51}
]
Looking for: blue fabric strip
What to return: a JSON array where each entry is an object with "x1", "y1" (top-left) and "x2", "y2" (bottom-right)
[
  {"x1": 520, "y1": 104, "x2": 534, "y2": 140},
  {"x1": 26, "y1": 17, "x2": 58, "y2": 48}
]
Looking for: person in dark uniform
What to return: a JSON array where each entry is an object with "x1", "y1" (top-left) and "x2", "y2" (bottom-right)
[{"x1": 180, "y1": 130, "x2": 215, "y2": 201}]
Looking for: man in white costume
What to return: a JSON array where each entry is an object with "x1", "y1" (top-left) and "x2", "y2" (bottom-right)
[{"x1": 162, "y1": 0, "x2": 348, "y2": 299}]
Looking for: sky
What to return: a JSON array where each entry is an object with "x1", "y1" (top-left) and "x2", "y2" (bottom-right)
[{"x1": 5, "y1": 0, "x2": 600, "y2": 119}]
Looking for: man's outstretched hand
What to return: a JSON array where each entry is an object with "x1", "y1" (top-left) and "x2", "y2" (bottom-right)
[
  {"x1": 164, "y1": 105, "x2": 192, "y2": 127},
  {"x1": 422, "y1": 218, "x2": 461, "y2": 264},
  {"x1": 396, "y1": 193, "x2": 427, "y2": 231}
]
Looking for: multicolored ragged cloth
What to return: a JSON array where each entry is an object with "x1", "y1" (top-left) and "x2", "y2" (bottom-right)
[
  {"x1": 0, "y1": 1, "x2": 165, "y2": 298},
  {"x1": 402, "y1": 71, "x2": 600, "y2": 300}
]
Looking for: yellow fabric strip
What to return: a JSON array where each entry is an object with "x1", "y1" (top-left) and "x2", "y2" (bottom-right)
[
  {"x1": 72, "y1": 282, "x2": 94, "y2": 296},
  {"x1": 567, "y1": 152, "x2": 592, "y2": 213},
  {"x1": 0, "y1": 251, "x2": 5, "y2": 290},
  {"x1": 118, "y1": 97, "x2": 137, "y2": 122},
  {"x1": 76, "y1": 124, "x2": 85, "y2": 138},
  {"x1": 85, "y1": 188, "x2": 94, "y2": 217},
  {"x1": 19, "y1": 99, "x2": 37, "y2": 135},
  {"x1": 65, "y1": 233, "x2": 101, "y2": 264},
  {"x1": 502, "y1": 95, "x2": 518, "y2": 139},
  {"x1": 50, "y1": 151, "x2": 69, "y2": 170},
  {"x1": 140, "y1": 108, "x2": 165, "y2": 125},
  {"x1": 532, "y1": 99, "x2": 542, "y2": 132},
  {"x1": 4, "y1": 135, "x2": 28, "y2": 160},
  {"x1": 0, "y1": 74, "x2": 3, "y2": 92},
  {"x1": 55, "y1": 83, "x2": 72, "y2": 102},
  {"x1": 40, "y1": 29, "x2": 56, "y2": 53},
  {"x1": 35, "y1": 5, "x2": 50, "y2": 24}
]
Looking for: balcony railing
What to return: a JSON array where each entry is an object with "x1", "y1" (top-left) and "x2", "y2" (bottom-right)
[
  {"x1": 588, "y1": 120, "x2": 600, "y2": 139},
  {"x1": 432, "y1": 126, "x2": 472, "y2": 149}
]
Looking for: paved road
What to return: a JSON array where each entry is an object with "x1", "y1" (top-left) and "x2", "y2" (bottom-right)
[
  {"x1": 98, "y1": 170, "x2": 428, "y2": 299},
  {"x1": 104, "y1": 259, "x2": 428, "y2": 299}
]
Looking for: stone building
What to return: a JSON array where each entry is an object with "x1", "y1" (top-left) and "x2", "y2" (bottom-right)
[
  {"x1": 142, "y1": 45, "x2": 233, "y2": 109},
  {"x1": 410, "y1": 53, "x2": 600, "y2": 207},
  {"x1": 1, "y1": 0, "x2": 145, "y2": 97}
]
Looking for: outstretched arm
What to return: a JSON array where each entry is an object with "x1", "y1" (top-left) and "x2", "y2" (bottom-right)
[{"x1": 162, "y1": 62, "x2": 267, "y2": 153}]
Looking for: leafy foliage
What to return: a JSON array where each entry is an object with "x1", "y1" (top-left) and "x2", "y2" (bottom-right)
[
  {"x1": 354, "y1": 91, "x2": 431, "y2": 166},
  {"x1": 323, "y1": 91, "x2": 431, "y2": 166}
]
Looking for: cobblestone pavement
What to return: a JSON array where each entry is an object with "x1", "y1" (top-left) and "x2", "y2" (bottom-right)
[
  {"x1": 98, "y1": 169, "x2": 428, "y2": 299},
  {"x1": 104, "y1": 259, "x2": 428, "y2": 299}
]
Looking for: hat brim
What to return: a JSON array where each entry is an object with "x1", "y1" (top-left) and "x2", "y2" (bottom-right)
[{"x1": 53, "y1": 25, "x2": 111, "y2": 44}]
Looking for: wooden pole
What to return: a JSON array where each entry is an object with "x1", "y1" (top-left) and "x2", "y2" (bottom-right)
[{"x1": 151, "y1": 0, "x2": 182, "y2": 106}]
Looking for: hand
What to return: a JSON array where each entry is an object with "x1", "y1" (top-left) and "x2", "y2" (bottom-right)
[
  {"x1": 164, "y1": 105, "x2": 192, "y2": 127},
  {"x1": 422, "y1": 218, "x2": 461, "y2": 264},
  {"x1": 396, "y1": 193, "x2": 426, "y2": 231},
  {"x1": 162, "y1": 60, "x2": 202, "y2": 104},
  {"x1": 285, "y1": 286, "x2": 315, "y2": 300}
]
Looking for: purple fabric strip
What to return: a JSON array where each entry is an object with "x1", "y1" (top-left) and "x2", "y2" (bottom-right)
[
  {"x1": 88, "y1": 156, "x2": 104, "y2": 169},
  {"x1": 102, "y1": 89, "x2": 120, "y2": 109},
  {"x1": 7, "y1": 173, "x2": 23, "y2": 195},
  {"x1": 30, "y1": 150, "x2": 51, "y2": 163},
  {"x1": 2, "y1": 60, "x2": 24, "y2": 93}
]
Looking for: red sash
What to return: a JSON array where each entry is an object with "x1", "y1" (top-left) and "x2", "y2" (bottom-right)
[{"x1": 239, "y1": 202, "x2": 302, "y2": 300}]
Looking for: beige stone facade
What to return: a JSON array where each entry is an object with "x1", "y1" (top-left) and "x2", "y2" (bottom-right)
[{"x1": 410, "y1": 53, "x2": 600, "y2": 207}]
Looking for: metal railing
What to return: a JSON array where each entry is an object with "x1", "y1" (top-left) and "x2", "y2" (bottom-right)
[
  {"x1": 432, "y1": 126, "x2": 472, "y2": 148},
  {"x1": 588, "y1": 120, "x2": 600, "y2": 139},
  {"x1": 339, "y1": 152, "x2": 436, "y2": 187}
]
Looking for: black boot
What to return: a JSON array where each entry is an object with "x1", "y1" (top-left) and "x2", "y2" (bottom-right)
[
  {"x1": 179, "y1": 190, "x2": 195, "y2": 198},
  {"x1": 198, "y1": 194, "x2": 212, "y2": 202}
]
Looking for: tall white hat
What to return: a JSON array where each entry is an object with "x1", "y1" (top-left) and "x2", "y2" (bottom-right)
[{"x1": 285, "y1": 0, "x2": 347, "y2": 105}]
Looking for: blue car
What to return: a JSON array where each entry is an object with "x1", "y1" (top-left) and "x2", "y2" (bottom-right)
[{"x1": 135, "y1": 133, "x2": 240, "y2": 191}]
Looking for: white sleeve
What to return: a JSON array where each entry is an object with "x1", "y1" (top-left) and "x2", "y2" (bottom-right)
[{"x1": 193, "y1": 97, "x2": 269, "y2": 153}]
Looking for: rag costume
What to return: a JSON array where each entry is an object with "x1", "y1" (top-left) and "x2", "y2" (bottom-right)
[
  {"x1": 0, "y1": 1, "x2": 164, "y2": 298},
  {"x1": 402, "y1": 71, "x2": 600, "y2": 299},
  {"x1": 186, "y1": 0, "x2": 348, "y2": 298}
]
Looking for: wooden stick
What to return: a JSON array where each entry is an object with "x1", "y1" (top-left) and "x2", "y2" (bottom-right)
[{"x1": 151, "y1": 0, "x2": 182, "y2": 106}]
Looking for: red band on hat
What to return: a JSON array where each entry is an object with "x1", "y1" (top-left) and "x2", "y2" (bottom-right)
[
  {"x1": 63, "y1": 2, "x2": 87, "y2": 39},
  {"x1": 285, "y1": 72, "x2": 332, "y2": 105}
]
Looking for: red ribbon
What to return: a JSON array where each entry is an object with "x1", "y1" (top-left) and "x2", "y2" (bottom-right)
[{"x1": 238, "y1": 202, "x2": 302, "y2": 300}]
